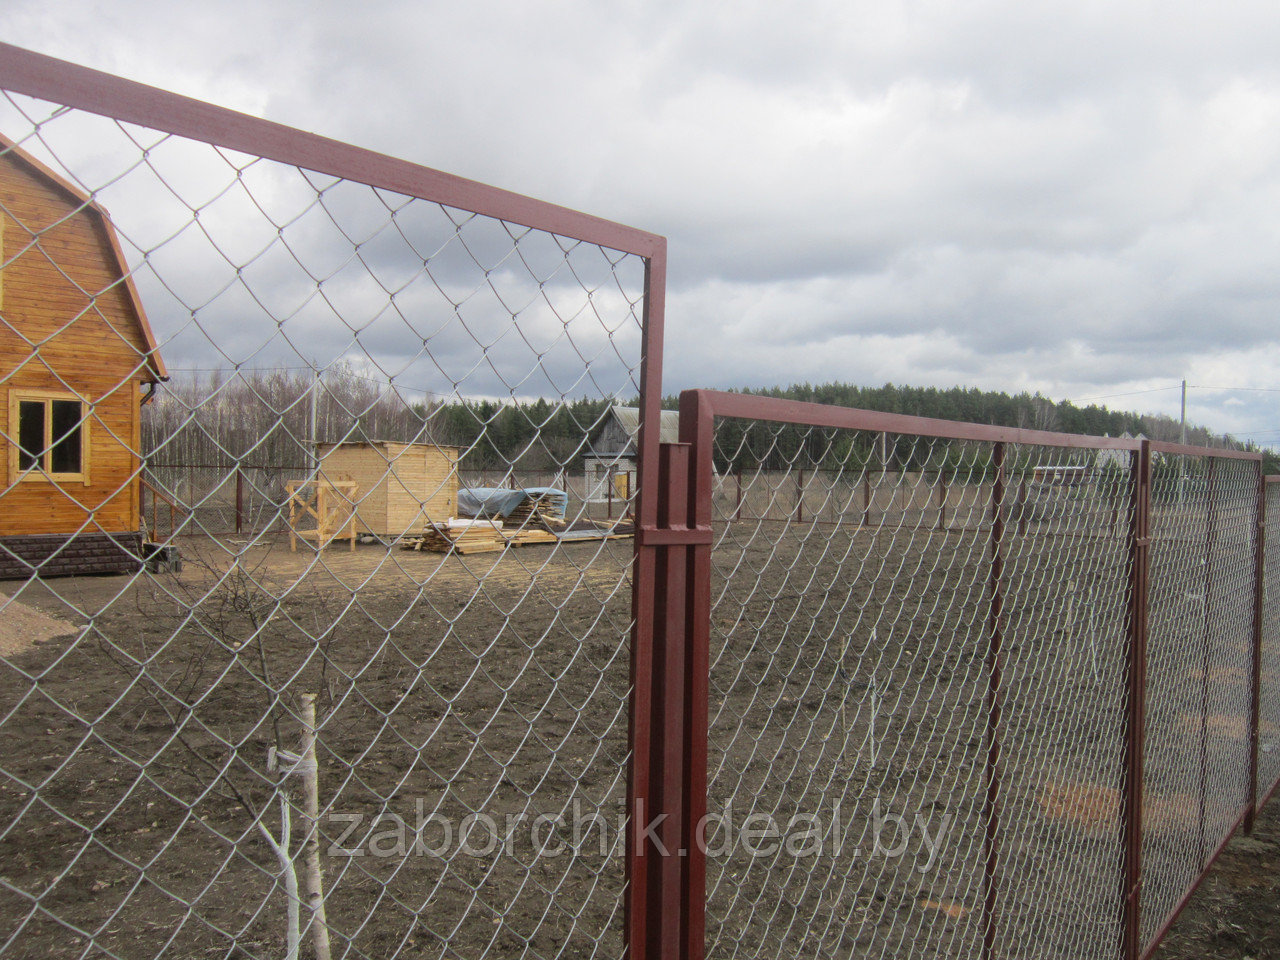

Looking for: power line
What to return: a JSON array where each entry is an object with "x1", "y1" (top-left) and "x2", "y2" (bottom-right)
[{"x1": 1069, "y1": 384, "x2": 1183, "y2": 404}]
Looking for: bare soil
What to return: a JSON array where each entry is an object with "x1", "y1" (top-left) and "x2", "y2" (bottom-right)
[{"x1": 0, "y1": 521, "x2": 1274, "y2": 959}]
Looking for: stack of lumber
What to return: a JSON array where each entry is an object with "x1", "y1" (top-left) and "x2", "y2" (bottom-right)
[
  {"x1": 411, "y1": 519, "x2": 505, "y2": 554},
  {"x1": 506, "y1": 492, "x2": 566, "y2": 527},
  {"x1": 500, "y1": 528, "x2": 558, "y2": 547}
]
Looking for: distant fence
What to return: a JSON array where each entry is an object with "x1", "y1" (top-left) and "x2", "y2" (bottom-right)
[{"x1": 140, "y1": 463, "x2": 636, "y2": 538}]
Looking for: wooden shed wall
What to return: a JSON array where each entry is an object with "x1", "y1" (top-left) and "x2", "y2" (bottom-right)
[
  {"x1": 317, "y1": 443, "x2": 459, "y2": 538},
  {"x1": 0, "y1": 152, "x2": 150, "y2": 536}
]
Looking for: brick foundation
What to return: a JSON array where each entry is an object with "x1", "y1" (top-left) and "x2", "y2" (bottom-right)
[{"x1": 0, "y1": 532, "x2": 145, "y2": 579}]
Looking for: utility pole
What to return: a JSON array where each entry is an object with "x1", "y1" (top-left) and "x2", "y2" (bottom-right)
[
  {"x1": 1180, "y1": 380, "x2": 1187, "y2": 446},
  {"x1": 310, "y1": 367, "x2": 320, "y2": 474},
  {"x1": 1179, "y1": 379, "x2": 1187, "y2": 504}
]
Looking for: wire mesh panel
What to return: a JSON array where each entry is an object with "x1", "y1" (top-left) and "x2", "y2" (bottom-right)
[
  {"x1": 1262, "y1": 481, "x2": 1280, "y2": 806},
  {"x1": 0, "y1": 63, "x2": 657, "y2": 960},
  {"x1": 1139, "y1": 453, "x2": 1257, "y2": 949},
  {"x1": 702, "y1": 414, "x2": 1131, "y2": 960}
]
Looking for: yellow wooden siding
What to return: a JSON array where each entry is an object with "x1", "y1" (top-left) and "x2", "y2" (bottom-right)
[
  {"x1": 0, "y1": 372, "x2": 138, "y2": 534},
  {"x1": 316, "y1": 443, "x2": 459, "y2": 538},
  {"x1": 0, "y1": 153, "x2": 150, "y2": 536},
  {"x1": 317, "y1": 445, "x2": 389, "y2": 536}
]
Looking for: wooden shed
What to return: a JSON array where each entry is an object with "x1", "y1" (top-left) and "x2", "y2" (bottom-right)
[
  {"x1": 0, "y1": 135, "x2": 167, "y2": 578},
  {"x1": 315, "y1": 441, "x2": 460, "y2": 540},
  {"x1": 583, "y1": 405, "x2": 679, "y2": 503}
]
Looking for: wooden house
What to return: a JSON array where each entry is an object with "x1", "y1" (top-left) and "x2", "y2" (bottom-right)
[
  {"x1": 583, "y1": 405, "x2": 679, "y2": 503},
  {"x1": 0, "y1": 135, "x2": 167, "y2": 578},
  {"x1": 315, "y1": 441, "x2": 460, "y2": 540}
]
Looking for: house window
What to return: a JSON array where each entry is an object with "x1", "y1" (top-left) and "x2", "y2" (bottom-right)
[{"x1": 9, "y1": 391, "x2": 90, "y2": 483}]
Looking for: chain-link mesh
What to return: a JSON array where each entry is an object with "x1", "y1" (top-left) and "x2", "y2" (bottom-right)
[
  {"x1": 700, "y1": 412, "x2": 1268, "y2": 960},
  {"x1": 0, "y1": 84, "x2": 649, "y2": 959},
  {"x1": 703, "y1": 421, "x2": 1132, "y2": 959},
  {"x1": 1262, "y1": 481, "x2": 1280, "y2": 806},
  {"x1": 1139, "y1": 454, "x2": 1257, "y2": 948}
]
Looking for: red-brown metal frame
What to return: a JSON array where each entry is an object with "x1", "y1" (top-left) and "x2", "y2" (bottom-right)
[
  {"x1": 1121, "y1": 440, "x2": 1152, "y2": 960},
  {"x1": 983, "y1": 442, "x2": 1007, "y2": 960},
  {"x1": 1246, "y1": 468, "x2": 1265, "y2": 832},
  {"x1": 670, "y1": 395, "x2": 1269, "y2": 960},
  {"x1": 0, "y1": 41, "x2": 677, "y2": 960}
]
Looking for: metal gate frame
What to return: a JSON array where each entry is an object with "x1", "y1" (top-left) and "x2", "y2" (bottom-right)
[
  {"x1": 631, "y1": 387, "x2": 1274, "y2": 960},
  {"x1": 0, "y1": 40, "x2": 672, "y2": 960}
]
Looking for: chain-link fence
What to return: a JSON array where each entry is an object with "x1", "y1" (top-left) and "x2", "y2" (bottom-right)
[
  {"x1": 0, "y1": 44, "x2": 663, "y2": 960},
  {"x1": 654, "y1": 390, "x2": 1276, "y2": 960},
  {"x1": 1, "y1": 44, "x2": 1279, "y2": 960}
]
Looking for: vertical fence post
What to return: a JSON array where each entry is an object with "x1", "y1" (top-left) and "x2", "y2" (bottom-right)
[
  {"x1": 1122, "y1": 439, "x2": 1153, "y2": 960},
  {"x1": 937, "y1": 473, "x2": 947, "y2": 531},
  {"x1": 862, "y1": 474, "x2": 871, "y2": 528},
  {"x1": 680, "y1": 391, "x2": 714, "y2": 960},
  {"x1": 1247, "y1": 466, "x2": 1266, "y2": 832},
  {"x1": 982, "y1": 442, "x2": 1007, "y2": 960},
  {"x1": 1017, "y1": 479, "x2": 1027, "y2": 537},
  {"x1": 734, "y1": 464, "x2": 743, "y2": 523},
  {"x1": 1196, "y1": 458, "x2": 1217, "y2": 862},
  {"x1": 235, "y1": 465, "x2": 244, "y2": 535},
  {"x1": 628, "y1": 389, "x2": 713, "y2": 960},
  {"x1": 795, "y1": 467, "x2": 804, "y2": 525}
]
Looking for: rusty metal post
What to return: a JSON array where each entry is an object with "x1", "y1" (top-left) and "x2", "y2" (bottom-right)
[
  {"x1": 679, "y1": 391, "x2": 714, "y2": 960},
  {"x1": 1122, "y1": 440, "x2": 1153, "y2": 960},
  {"x1": 1247, "y1": 466, "x2": 1265, "y2": 832},
  {"x1": 862, "y1": 474, "x2": 871, "y2": 528},
  {"x1": 937, "y1": 473, "x2": 947, "y2": 531},
  {"x1": 1196, "y1": 458, "x2": 1217, "y2": 861},
  {"x1": 235, "y1": 465, "x2": 244, "y2": 535},
  {"x1": 734, "y1": 463, "x2": 743, "y2": 522},
  {"x1": 1017, "y1": 479, "x2": 1027, "y2": 537},
  {"x1": 795, "y1": 467, "x2": 804, "y2": 525},
  {"x1": 982, "y1": 442, "x2": 1007, "y2": 960}
]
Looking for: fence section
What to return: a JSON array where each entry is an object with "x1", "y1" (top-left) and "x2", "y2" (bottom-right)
[
  {"x1": 0, "y1": 44, "x2": 664, "y2": 960},
  {"x1": 657, "y1": 390, "x2": 1273, "y2": 960},
  {"x1": 1262, "y1": 478, "x2": 1280, "y2": 809},
  {"x1": 1139, "y1": 450, "x2": 1259, "y2": 949}
]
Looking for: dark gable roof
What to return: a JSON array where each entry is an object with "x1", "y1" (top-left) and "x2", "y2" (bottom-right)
[{"x1": 606, "y1": 406, "x2": 681, "y2": 445}]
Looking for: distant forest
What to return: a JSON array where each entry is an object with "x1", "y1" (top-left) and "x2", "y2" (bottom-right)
[{"x1": 142, "y1": 369, "x2": 1275, "y2": 474}]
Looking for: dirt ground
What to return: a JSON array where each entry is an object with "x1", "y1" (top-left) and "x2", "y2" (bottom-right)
[
  {"x1": 0, "y1": 515, "x2": 1274, "y2": 959},
  {"x1": 1151, "y1": 797, "x2": 1280, "y2": 960}
]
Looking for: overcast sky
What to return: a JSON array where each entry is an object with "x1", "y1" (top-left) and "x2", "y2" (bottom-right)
[{"x1": 3, "y1": 1, "x2": 1280, "y2": 444}]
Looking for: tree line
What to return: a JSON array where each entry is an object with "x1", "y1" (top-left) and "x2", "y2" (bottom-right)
[{"x1": 142, "y1": 369, "x2": 1272, "y2": 475}]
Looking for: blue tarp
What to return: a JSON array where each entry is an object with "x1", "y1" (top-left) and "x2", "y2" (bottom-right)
[{"x1": 457, "y1": 487, "x2": 568, "y2": 520}]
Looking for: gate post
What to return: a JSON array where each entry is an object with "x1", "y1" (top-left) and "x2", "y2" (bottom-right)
[
  {"x1": 982, "y1": 442, "x2": 1008, "y2": 960},
  {"x1": 1121, "y1": 439, "x2": 1153, "y2": 960},
  {"x1": 627, "y1": 390, "x2": 713, "y2": 960},
  {"x1": 1247, "y1": 465, "x2": 1265, "y2": 832}
]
